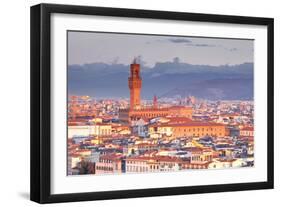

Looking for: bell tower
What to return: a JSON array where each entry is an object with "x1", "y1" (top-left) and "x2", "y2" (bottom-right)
[
  {"x1": 128, "y1": 58, "x2": 142, "y2": 110},
  {"x1": 153, "y1": 95, "x2": 158, "y2": 109}
]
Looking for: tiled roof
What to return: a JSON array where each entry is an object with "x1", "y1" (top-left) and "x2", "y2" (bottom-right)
[{"x1": 149, "y1": 121, "x2": 225, "y2": 127}]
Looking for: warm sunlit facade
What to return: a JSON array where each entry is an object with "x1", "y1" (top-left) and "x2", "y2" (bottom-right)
[{"x1": 148, "y1": 122, "x2": 226, "y2": 138}]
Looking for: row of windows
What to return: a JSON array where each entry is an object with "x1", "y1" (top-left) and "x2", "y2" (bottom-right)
[
  {"x1": 100, "y1": 159, "x2": 116, "y2": 163},
  {"x1": 174, "y1": 127, "x2": 222, "y2": 132},
  {"x1": 127, "y1": 164, "x2": 160, "y2": 172},
  {"x1": 127, "y1": 164, "x2": 180, "y2": 172},
  {"x1": 191, "y1": 155, "x2": 212, "y2": 162},
  {"x1": 127, "y1": 161, "x2": 146, "y2": 165},
  {"x1": 192, "y1": 156, "x2": 201, "y2": 161},
  {"x1": 127, "y1": 166, "x2": 149, "y2": 172},
  {"x1": 88, "y1": 128, "x2": 111, "y2": 135},
  {"x1": 160, "y1": 164, "x2": 175, "y2": 168},
  {"x1": 100, "y1": 129, "x2": 111, "y2": 135},
  {"x1": 96, "y1": 166, "x2": 113, "y2": 171},
  {"x1": 178, "y1": 133, "x2": 223, "y2": 137},
  {"x1": 133, "y1": 113, "x2": 168, "y2": 118},
  {"x1": 183, "y1": 165, "x2": 207, "y2": 169},
  {"x1": 159, "y1": 169, "x2": 176, "y2": 171},
  {"x1": 240, "y1": 131, "x2": 254, "y2": 136}
]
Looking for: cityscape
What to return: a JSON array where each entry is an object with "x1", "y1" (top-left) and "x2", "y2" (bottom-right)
[{"x1": 67, "y1": 60, "x2": 254, "y2": 176}]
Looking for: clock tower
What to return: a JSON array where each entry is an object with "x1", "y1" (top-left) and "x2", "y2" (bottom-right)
[{"x1": 128, "y1": 58, "x2": 142, "y2": 110}]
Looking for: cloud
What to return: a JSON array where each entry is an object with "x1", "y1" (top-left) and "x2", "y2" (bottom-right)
[
  {"x1": 229, "y1": 47, "x2": 238, "y2": 52},
  {"x1": 167, "y1": 38, "x2": 192, "y2": 44},
  {"x1": 187, "y1": 43, "x2": 238, "y2": 51},
  {"x1": 193, "y1": 43, "x2": 216, "y2": 47},
  {"x1": 164, "y1": 38, "x2": 231, "y2": 50},
  {"x1": 165, "y1": 38, "x2": 239, "y2": 52},
  {"x1": 222, "y1": 47, "x2": 238, "y2": 52},
  {"x1": 167, "y1": 38, "x2": 218, "y2": 48}
]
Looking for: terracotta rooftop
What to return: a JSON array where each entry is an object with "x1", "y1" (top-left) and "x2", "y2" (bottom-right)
[
  {"x1": 150, "y1": 121, "x2": 225, "y2": 127},
  {"x1": 99, "y1": 154, "x2": 123, "y2": 161},
  {"x1": 129, "y1": 105, "x2": 192, "y2": 112}
]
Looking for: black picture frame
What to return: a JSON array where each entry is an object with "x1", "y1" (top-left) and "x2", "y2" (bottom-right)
[{"x1": 30, "y1": 3, "x2": 274, "y2": 204}]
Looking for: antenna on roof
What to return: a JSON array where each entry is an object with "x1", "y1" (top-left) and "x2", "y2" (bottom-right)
[{"x1": 133, "y1": 57, "x2": 137, "y2": 64}]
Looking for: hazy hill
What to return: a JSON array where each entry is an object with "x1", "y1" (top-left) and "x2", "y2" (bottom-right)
[{"x1": 68, "y1": 61, "x2": 253, "y2": 100}]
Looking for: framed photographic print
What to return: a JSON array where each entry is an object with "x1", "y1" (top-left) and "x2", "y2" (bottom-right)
[{"x1": 30, "y1": 3, "x2": 274, "y2": 203}]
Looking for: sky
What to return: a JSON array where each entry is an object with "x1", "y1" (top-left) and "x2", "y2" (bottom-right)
[{"x1": 68, "y1": 31, "x2": 253, "y2": 67}]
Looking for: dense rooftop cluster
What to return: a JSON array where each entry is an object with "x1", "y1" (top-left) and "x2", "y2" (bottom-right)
[{"x1": 67, "y1": 96, "x2": 254, "y2": 175}]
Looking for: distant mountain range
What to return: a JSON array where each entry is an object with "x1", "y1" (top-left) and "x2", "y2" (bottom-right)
[{"x1": 68, "y1": 61, "x2": 253, "y2": 100}]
